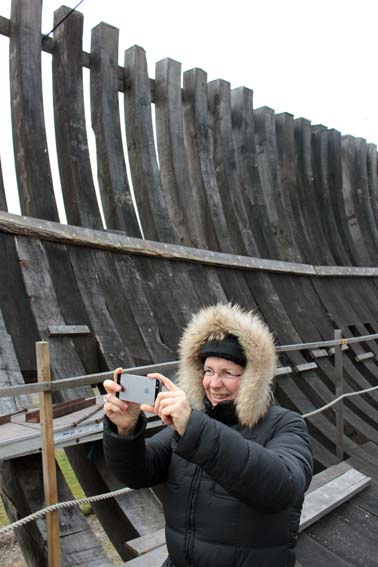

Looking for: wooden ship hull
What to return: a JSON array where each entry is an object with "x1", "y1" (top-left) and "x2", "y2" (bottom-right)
[{"x1": 0, "y1": 1, "x2": 378, "y2": 565}]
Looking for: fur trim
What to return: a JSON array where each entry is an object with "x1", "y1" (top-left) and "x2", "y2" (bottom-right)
[{"x1": 177, "y1": 303, "x2": 277, "y2": 427}]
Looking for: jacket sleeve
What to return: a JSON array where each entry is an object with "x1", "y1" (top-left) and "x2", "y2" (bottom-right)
[
  {"x1": 102, "y1": 414, "x2": 173, "y2": 488},
  {"x1": 174, "y1": 408, "x2": 313, "y2": 512}
]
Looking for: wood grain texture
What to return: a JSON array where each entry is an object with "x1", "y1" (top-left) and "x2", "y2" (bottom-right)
[
  {"x1": 52, "y1": 6, "x2": 103, "y2": 229},
  {"x1": 9, "y1": 0, "x2": 59, "y2": 221},
  {"x1": 124, "y1": 45, "x2": 177, "y2": 243},
  {"x1": 231, "y1": 87, "x2": 280, "y2": 260},
  {"x1": 254, "y1": 106, "x2": 301, "y2": 262},
  {"x1": 90, "y1": 23, "x2": 141, "y2": 236},
  {"x1": 155, "y1": 58, "x2": 195, "y2": 246},
  {"x1": 182, "y1": 68, "x2": 232, "y2": 252},
  {"x1": 208, "y1": 79, "x2": 256, "y2": 255},
  {"x1": 0, "y1": 156, "x2": 6, "y2": 211}
]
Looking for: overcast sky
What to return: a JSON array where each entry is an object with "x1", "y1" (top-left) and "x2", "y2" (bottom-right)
[{"x1": 1, "y1": 0, "x2": 378, "y2": 216}]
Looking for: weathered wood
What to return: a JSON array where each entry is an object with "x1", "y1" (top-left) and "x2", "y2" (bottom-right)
[
  {"x1": 125, "y1": 528, "x2": 166, "y2": 558},
  {"x1": 208, "y1": 79, "x2": 257, "y2": 255},
  {"x1": 231, "y1": 87, "x2": 281, "y2": 261},
  {"x1": 0, "y1": 454, "x2": 114, "y2": 566},
  {"x1": 366, "y1": 143, "x2": 378, "y2": 226},
  {"x1": 9, "y1": 0, "x2": 59, "y2": 221},
  {"x1": 0, "y1": 309, "x2": 32, "y2": 414},
  {"x1": 124, "y1": 45, "x2": 177, "y2": 243},
  {"x1": 0, "y1": 157, "x2": 6, "y2": 211},
  {"x1": 155, "y1": 58, "x2": 196, "y2": 246},
  {"x1": 52, "y1": 6, "x2": 103, "y2": 229},
  {"x1": 25, "y1": 396, "x2": 95, "y2": 422},
  {"x1": 294, "y1": 117, "x2": 335, "y2": 265},
  {"x1": 90, "y1": 23, "x2": 141, "y2": 236},
  {"x1": 341, "y1": 135, "x2": 376, "y2": 265},
  {"x1": 254, "y1": 106, "x2": 301, "y2": 262},
  {"x1": 37, "y1": 341, "x2": 61, "y2": 567},
  {"x1": 182, "y1": 68, "x2": 231, "y2": 252},
  {"x1": 311, "y1": 127, "x2": 353, "y2": 266},
  {"x1": 48, "y1": 325, "x2": 90, "y2": 336},
  {"x1": 327, "y1": 129, "x2": 360, "y2": 264},
  {"x1": 123, "y1": 545, "x2": 168, "y2": 566}
]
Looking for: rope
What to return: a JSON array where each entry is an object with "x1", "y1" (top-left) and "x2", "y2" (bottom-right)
[
  {"x1": 0, "y1": 485, "x2": 132, "y2": 536},
  {"x1": 301, "y1": 384, "x2": 378, "y2": 418},
  {"x1": 1, "y1": 382, "x2": 378, "y2": 537}
]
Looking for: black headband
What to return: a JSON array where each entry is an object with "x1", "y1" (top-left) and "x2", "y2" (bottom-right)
[{"x1": 199, "y1": 334, "x2": 246, "y2": 367}]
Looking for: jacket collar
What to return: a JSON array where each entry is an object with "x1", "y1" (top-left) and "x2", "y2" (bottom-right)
[{"x1": 204, "y1": 397, "x2": 239, "y2": 426}]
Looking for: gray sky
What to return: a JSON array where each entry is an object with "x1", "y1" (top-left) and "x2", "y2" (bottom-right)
[{"x1": 1, "y1": 0, "x2": 378, "y2": 217}]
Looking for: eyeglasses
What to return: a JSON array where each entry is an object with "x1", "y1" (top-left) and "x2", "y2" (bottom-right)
[{"x1": 201, "y1": 368, "x2": 242, "y2": 380}]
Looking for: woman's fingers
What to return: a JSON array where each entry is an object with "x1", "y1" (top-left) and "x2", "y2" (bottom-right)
[
  {"x1": 146, "y1": 372, "x2": 177, "y2": 392},
  {"x1": 103, "y1": 378, "x2": 121, "y2": 395}
]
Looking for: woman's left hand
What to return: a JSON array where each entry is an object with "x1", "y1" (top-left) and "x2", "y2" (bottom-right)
[{"x1": 141, "y1": 373, "x2": 191, "y2": 436}]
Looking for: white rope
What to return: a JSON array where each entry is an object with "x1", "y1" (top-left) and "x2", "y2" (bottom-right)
[
  {"x1": 0, "y1": 485, "x2": 132, "y2": 536},
  {"x1": 302, "y1": 384, "x2": 378, "y2": 418},
  {"x1": 1, "y1": 382, "x2": 378, "y2": 537}
]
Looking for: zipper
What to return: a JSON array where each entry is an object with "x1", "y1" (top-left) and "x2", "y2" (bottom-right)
[{"x1": 185, "y1": 465, "x2": 201, "y2": 564}]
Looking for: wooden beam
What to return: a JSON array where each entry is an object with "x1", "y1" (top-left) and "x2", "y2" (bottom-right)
[{"x1": 37, "y1": 341, "x2": 61, "y2": 567}]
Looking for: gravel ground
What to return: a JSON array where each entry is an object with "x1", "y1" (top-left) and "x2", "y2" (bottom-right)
[{"x1": 0, "y1": 514, "x2": 123, "y2": 566}]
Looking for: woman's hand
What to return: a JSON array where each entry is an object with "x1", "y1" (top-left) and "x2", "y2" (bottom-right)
[
  {"x1": 103, "y1": 367, "x2": 140, "y2": 436},
  {"x1": 141, "y1": 373, "x2": 192, "y2": 436}
]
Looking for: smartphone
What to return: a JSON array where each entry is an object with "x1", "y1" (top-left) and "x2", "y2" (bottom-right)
[{"x1": 117, "y1": 373, "x2": 162, "y2": 405}]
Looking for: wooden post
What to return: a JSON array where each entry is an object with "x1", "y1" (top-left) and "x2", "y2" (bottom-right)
[
  {"x1": 334, "y1": 330, "x2": 344, "y2": 461},
  {"x1": 37, "y1": 341, "x2": 61, "y2": 567}
]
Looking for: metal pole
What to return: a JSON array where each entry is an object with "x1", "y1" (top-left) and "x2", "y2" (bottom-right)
[
  {"x1": 334, "y1": 330, "x2": 344, "y2": 461},
  {"x1": 37, "y1": 341, "x2": 61, "y2": 567}
]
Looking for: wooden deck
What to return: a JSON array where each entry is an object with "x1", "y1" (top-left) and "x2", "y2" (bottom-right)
[{"x1": 296, "y1": 442, "x2": 378, "y2": 567}]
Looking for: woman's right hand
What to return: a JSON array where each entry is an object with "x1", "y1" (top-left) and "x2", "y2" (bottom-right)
[{"x1": 103, "y1": 367, "x2": 140, "y2": 435}]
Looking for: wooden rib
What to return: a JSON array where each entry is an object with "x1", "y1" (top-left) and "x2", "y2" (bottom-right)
[
  {"x1": 231, "y1": 87, "x2": 281, "y2": 261},
  {"x1": 254, "y1": 106, "x2": 301, "y2": 262},
  {"x1": 9, "y1": 0, "x2": 59, "y2": 221},
  {"x1": 294, "y1": 118, "x2": 335, "y2": 265},
  {"x1": 276, "y1": 112, "x2": 316, "y2": 262},
  {"x1": 52, "y1": 6, "x2": 103, "y2": 229},
  {"x1": 0, "y1": 157, "x2": 6, "y2": 211},
  {"x1": 341, "y1": 135, "x2": 376, "y2": 265},
  {"x1": 311, "y1": 128, "x2": 352, "y2": 266},
  {"x1": 208, "y1": 79, "x2": 256, "y2": 256},
  {"x1": 366, "y1": 143, "x2": 378, "y2": 227},
  {"x1": 90, "y1": 23, "x2": 141, "y2": 236},
  {"x1": 182, "y1": 68, "x2": 232, "y2": 252},
  {"x1": 124, "y1": 46, "x2": 177, "y2": 243},
  {"x1": 154, "y1": 58, "x2": 196, "y2": 247}
]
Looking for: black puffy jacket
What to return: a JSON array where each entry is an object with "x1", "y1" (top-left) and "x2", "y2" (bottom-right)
[
  {"x1": 103, "y1": 399, "x2": 312, "y2": 567},
  {"x1": 104, "y1": 304, "x2": 313, "y2": 566}
]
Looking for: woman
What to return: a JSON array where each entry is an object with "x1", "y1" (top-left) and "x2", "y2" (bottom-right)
[{"x1": 103, "y1": 303, "x2": 313, "y2": 566}]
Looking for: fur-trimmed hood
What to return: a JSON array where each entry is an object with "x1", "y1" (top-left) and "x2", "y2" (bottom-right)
[{"x1": 177, "y1": 303, "x2": 277, "y2": 428}]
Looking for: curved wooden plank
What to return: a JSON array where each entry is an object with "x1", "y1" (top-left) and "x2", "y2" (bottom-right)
[
  {"x1": 207, "y1": 79, "x2": 257, "y2": 256},
  {"x1": 275, "y1": 112, "x2": 317, "y2": 262},
  {"x1": 124, "y1": 46, "x2": 177, "y2": 243},
  {"x1": 231, "y1": 86, "x2": 281, "y2": 260},
  {"x1": 0, "y1": 157, "x2": 6, "y2": 211},
  {"x1": 182, "y1": 68, "x2": 233, "y2": 253},
  {"x1": 154, "y1": 58, "x2": 195, "y2": 247},
  {"x1": 9, "y1": 0, "x2": 59, "y2": 220},
  {"x1": 254, "y1": 106, "x2": 301, "y2": 262},
  {"x1": 90, "y1": 23, "x2": 141, "y2": 236},
  {"x1": 341, "y1": 135, "x2": 377, "y2": 265},
  {"x1": 366, "y1": 143, "x2": 378, "y2": 227},
  {"x1": 0, "y1": 233, "x2": 40, "y2": 379},
  {"x1": 311, "y1": 128, "x2": 352, "y2": 266},
  {"x1": 52, "y1": 6, "x2": 103, "y2": 229},
  {"x1": 294, "y1": 117, "x2": 335, "y2": 265}
]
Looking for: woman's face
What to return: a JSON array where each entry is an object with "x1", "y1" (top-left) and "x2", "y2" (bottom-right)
[{"x1": 202, "y1": 356, "x2": 244, "y2": 406}]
